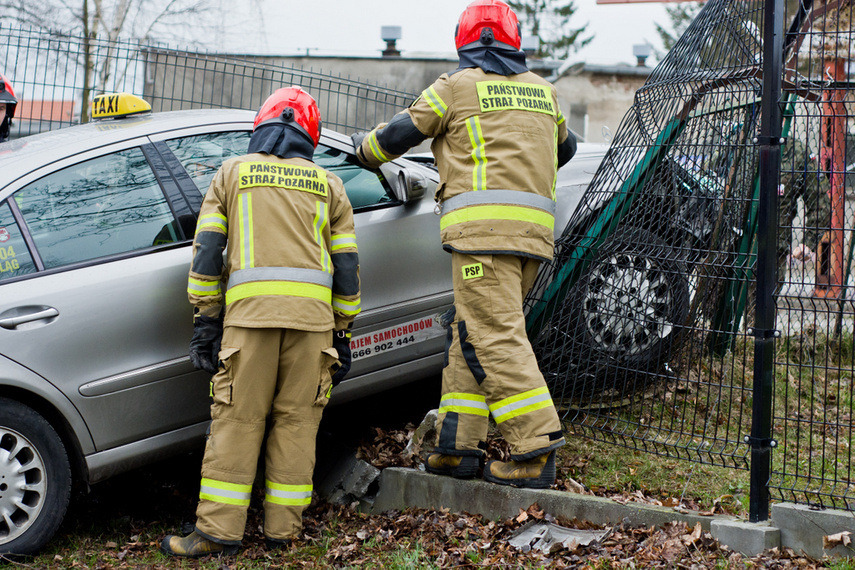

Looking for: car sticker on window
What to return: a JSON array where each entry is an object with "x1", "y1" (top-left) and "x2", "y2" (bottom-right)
[
  {"x1": 350, "y1": 315, "x2": 445, "y2": 361},
  {"x1": 0, "y1": 228, "x2": 8, "y2": 243}
]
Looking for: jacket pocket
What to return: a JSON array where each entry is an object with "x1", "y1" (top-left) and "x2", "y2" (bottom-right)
[
  {"x1": 314, "y1": 347, "x2": 340, "y2": 407},
  {"x1": 434, "y1": 182, "x2": 446, "y2": 204},
  {"x1": 211, "y1": 346, "x2": 240, "y2": 406}
]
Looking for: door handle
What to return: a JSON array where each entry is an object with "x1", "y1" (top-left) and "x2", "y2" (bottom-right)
[{"x1": 0, "y1": 307, "x2": 60, "y2": 329}]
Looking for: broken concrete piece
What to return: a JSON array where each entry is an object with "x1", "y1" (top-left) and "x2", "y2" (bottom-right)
[
  {"x1": 342, "y1": 459, "x2": 381, "y2": 497},
  {"x1": 404, "y1": 409, "x2": 438, "y2": 459},
  {"x1": 508, "y1": 521, "x2": 609, "y2": 554}
]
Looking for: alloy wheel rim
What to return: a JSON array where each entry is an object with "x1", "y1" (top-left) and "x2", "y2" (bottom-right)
[{"x1": 0, "y1": 427, "x2": 47, "y2": 545}]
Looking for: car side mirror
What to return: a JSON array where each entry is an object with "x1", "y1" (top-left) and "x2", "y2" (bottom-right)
[{"x1": 398, "y1": 169, "x2": 427, "y2": 203}]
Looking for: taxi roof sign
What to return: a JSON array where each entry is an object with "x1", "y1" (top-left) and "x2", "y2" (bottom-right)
[{"x1": 91, "y1": 93, "x2": 151, "y2": 120}]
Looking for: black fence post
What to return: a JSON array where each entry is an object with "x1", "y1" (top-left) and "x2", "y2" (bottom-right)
[{"x1": 750, "y1": 0, "x2": 784, "y2": 523}]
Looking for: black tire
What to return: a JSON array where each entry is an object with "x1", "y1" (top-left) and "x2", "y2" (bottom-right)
[
  {"x1": 0, "y1": 398, "x2": 72, "y2": 555},
  {"x1": 556, "y1": 227, "x2": 689, "y2": 396}
]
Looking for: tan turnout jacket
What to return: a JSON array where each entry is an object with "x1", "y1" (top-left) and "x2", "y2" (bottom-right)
[
  {"x1": 188, "y1": 154, "x2": 360, "y2": 332},
  {"x1": 360, "y1": 67, "x2": 569, "y2": 261}
]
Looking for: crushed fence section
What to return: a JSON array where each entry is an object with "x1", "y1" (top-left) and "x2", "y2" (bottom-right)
[
  {"x1": 0, "y1": 25, "x2": 416, "y2": 137},
  {"x1": 773, "y1": 0, "x2": 855, "y2": 510},
  {"x1": 526, "y1": 0, "x2": 855, "y2": 513}
]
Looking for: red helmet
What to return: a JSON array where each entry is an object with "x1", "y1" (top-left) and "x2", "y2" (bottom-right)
[
  {"x1": 253, "y1": 86, "x2": 321, "y2": 147},
  {"x1": 0, "y1": 73, "x2": 18, "y2": 120},
  {"x1": 455, "y1": 0, "x2": 521, "y2": 51}
]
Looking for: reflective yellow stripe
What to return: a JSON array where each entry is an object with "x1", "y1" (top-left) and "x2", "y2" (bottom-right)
[
  {"x1": 439, "y1": 392, "x2": 489, "y2": 417},
  {"x1": 314, "y1": 201, "x2": 331, "y2": 273},
  {"x1": 225, "y1": 281, "x2": 331, "y2": 305},
  {"x1": 440, "y1": 205, "x2": 554, "y2": 231},
  {"x1": 265, "y1": 481, "x2": 313, "y2": 506},
  {"x1": 368, "y1": 131, "x2": 389, "y2": 163},
  {"x1": 490, "y1": 387, "x2": 554, "y2": 424},
  {"x1": 557, "y1": 111, "x2": 566, "y2": 125},
  {"x1": 332, "y1": 296, "x2": 361, "y2": 316},
  {"x1": 197, "y1": 212, "x2": 227, "y2": 233},
  {"x1": 238, "y1": 193, "x2": 254, "y2": 269},
  {"x1": 188, "y1": 277, "x2": 220, "y2": 296},
  {"x1": 199, "y1": 478, "x2": 252, "y2": 506},
  {"x1": 466, "y1": 116, "x2": 487, "y2": 192},
  {"x1": 423, "y1": 86, "x2": 447, "y2": 118},
  {"x1": 552, "y1": 123, "x2": 559, "y2": 200},
  {"x1": 331, "y1": 233, "x2": 357, "y2": 251}
]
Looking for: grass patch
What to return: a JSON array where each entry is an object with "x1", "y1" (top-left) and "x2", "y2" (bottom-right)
[{"x1": 547, "y1": 327, "x2": 855, "y2": 514}]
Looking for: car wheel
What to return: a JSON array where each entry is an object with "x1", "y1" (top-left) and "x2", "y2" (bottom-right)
[
  {"x1": 0, "y1": 398, "x2": 71, "y2": 555},
  {"x1": 539, "y1": 227, "x2": 689, "y2": 398}
]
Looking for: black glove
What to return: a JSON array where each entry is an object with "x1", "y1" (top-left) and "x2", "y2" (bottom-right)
[
  {"x1": 189, "y1": 315, "x2": 223, "y2": 375},
  {"x1": 351, "y1": 132, "x2": 368, "y2": 164},
  {"x1": 351, "y1": 132, "x2": 366, "y2": 151},
  {"x1": 331, "y1": 328, "x2": 352, "y2": 386}
]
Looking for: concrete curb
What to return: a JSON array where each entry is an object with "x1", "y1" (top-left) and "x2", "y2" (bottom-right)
[{"x1": 366, "y1": 467, "x2": 854, "y2": 558}]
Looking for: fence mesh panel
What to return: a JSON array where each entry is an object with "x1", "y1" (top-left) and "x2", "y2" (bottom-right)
[
  {"x1": 0, "y1": 24, "x2": 416, "y2": 136},
  {"x1": 525, "y1": 0, "x2": 855, "y2": 510}
]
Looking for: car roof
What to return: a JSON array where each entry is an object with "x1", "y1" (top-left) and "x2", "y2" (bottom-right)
[{"x1": 0, "y1": 108, "x2": 257, "y2": 186}]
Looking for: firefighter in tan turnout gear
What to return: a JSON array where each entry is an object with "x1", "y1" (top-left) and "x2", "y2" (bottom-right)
[
  {"x1": 161, "y1": 87, "x2": 360, "y2": 558},
  {"x1": 354, "y1": 0, "x2": 576, "y2": 489}
]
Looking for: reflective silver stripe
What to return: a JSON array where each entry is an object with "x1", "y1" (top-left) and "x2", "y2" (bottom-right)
[
  {"x1": 332, "y1": 298, "x2": 361, "y2": 315},
  {"x1": 199, "y1": 483, "x2": 251, "y2": 502},
  {"x1": 188, "y1": 279, "x2": 220, "y2": 294},
  {"x1": 441, "y1": 190, "x2": 557, "y2": 215},
  {"x1": 227, "y1": 267, "x2": 333, "y2": 289},
  {"x1": 331, "y1": 234, "x2": 357, "y2": 251},
  {"x1": 266, "y1": 487, "x2": 312, "y2": 501},
  {"x1": 489, "y1": 387, "x2": 553, "y2": 424}
]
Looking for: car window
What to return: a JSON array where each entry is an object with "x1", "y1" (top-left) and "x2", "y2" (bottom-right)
[
  {"x1": 14, "y1": 147, "x2": 177, "y2": 269},
  {"x1": 165, "y1": 131, "x2": 251, "y2": 195},
  {"x1": 0, "y1": 201, "x2": 36, "y2": 280},
  {"x1": 314, "y1": 145, "x2": 395, "y2": 209},
  {"x1": 165, "y1": 132, "x2": 395, "y2": 209}
]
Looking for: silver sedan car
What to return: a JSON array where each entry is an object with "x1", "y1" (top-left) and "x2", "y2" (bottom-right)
[{"x1": 0, "y1": 100, "x2": 606, "y2": 554}]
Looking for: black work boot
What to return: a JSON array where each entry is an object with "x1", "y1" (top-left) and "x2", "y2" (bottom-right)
[
  {"x1": 483, "y1": 450, "x2": 556, "y2": 489},
  {"x1": 264, "y1": 537, "x2": 292, "y2": 551},
  {"x1": 424, "y1": 453, "x2": 480, "y2": 479},
  {"x1": 160, "y1": 531, "x2": 239, "y2": 558}
]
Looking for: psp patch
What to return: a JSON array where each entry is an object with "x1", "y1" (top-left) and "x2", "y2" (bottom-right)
[{"x1": 462, "y1": 262, "x2": 484, "y2": 280}]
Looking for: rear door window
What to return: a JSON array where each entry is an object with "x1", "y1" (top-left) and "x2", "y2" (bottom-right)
[
  {"x1": 164, "y1": 131, "x2": 251, "y2": 195},
  {"x1": 164, "y1": 132, "x2": 395, "y2": 210},
  {"x1": 0, "y1": 201, "x2": 36, "y2": 280},
  {"x1": 14, "y1": 147, "x2": 177, "y2": 268}
]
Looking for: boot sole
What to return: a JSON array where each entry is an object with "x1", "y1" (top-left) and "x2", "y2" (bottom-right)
[
  {"x1": 482, "y1": 470, "x2": 552, "y2": 489},
  {"x1": 482, "y1": 453, "x2": 556, "y2": 489},
  {"x1": 424, "y1": 456, "x2": 479, "y2": 479},
  {"x1": 160, "y1": 538, "x2": 238, "y2": 558}
]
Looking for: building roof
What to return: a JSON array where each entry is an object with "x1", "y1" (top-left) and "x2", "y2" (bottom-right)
[{"x1": 16, "y1": 100, "x2": 76, "y2": 121}]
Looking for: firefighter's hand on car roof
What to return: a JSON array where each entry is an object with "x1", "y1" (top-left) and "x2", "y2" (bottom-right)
[
  {"x1": 331, "y1": 328, "x2": 352, "y2": 386},
  {"x1": 189, "y1": 315, "x2": 223, "y2": 375}
]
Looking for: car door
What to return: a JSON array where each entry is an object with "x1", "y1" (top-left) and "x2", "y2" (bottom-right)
[
  {"x1": 155, "y1": 128, "x2": 452, "y2": 392},
  {"x1": 0, "y1": 139, "x2": 211, "y2": 451}
]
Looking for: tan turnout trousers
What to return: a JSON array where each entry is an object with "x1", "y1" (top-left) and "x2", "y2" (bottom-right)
[
  {"x1": 195, "y1": 326, "x2": 337, "y2": 544},
  {"x1": 436, "y1": 252, "x2": 565, "y2": 461}
]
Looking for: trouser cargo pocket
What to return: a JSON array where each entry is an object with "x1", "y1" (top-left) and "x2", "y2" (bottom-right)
[{"x1": 211, "y1": 346, "x2": 240, "y2": 405}]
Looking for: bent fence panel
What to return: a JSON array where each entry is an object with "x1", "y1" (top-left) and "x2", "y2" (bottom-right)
[{"x1": 525, "y1": 0, "x2": 855, "y2": 514}]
